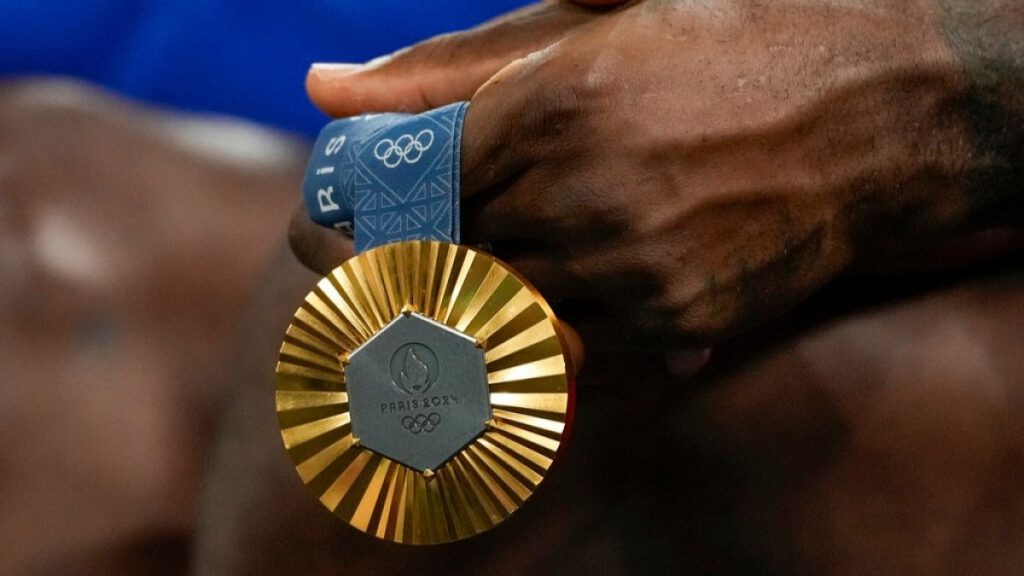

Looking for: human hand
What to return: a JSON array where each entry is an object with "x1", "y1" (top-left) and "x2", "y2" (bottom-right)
[
  {"x1": 290, "y1": 0, "x2": 618, "y2": 370},
  {"x1": 297, "y1": 0, "x2": 1021, "y2": 351},
  {"x1": 290, "y1": 0, "x2": 613, "y2": 270},
  {"x1": 304, "y1": 0, "x2": 617, "y2": 118}
]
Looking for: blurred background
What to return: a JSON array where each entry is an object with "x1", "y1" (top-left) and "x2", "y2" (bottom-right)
[{"x1": 0, "y1": 0, "x2": 529, "y2": 135}]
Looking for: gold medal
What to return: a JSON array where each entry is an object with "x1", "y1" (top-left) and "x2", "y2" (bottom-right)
[{"x1": 275, "y1": 240, "x2": 574, "y2": 544}]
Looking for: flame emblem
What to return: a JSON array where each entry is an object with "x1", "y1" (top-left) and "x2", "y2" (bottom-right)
[
  {"x1": 400, "y1": 348, "x2": 430, "y2": 392},
  {"x1": 390, "y1": 343, "x2": 437, "y2": 395}
]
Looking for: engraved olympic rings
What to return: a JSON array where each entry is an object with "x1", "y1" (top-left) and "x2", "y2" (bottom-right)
[
  {"x1": 374, "y1": 129, "x2": 435, "y2": 168},
  {"x1": 401, "y1": 412, "x2": 441, "y2": 435}
]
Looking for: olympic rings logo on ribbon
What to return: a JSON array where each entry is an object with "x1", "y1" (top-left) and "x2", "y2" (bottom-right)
[
  {"x1": 373, "y1": 129, "x2": 435, "y2": 168},
  {"x1": 401, "y1": 412, "x2": 441, "y2": 435}
]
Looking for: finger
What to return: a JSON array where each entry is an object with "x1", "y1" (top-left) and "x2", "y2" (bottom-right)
[
  {"x1": 459, "y1": 34, "x2": 590, "y2": 204},
  {"x1": 306, "y1": 2, "x2": 600, "y2": 117},
  {"x1": 464, "y1": 164, "x2": 606, "y2": 246},
  {"x1": 555, "y1": 298, "x2": 707, "y2": 358},
  {"x1": 554, "y1": 299, "x2": 629, "y2": 352},
  {"x1": 500, "y1": 249, "x2": 589, "y2": 304},
  {"x1": 287, "y1": 201, "x2": 355, "y2": 275}
]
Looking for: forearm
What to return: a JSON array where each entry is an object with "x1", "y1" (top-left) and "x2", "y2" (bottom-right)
[
  {"x1": 830, "y1": 0, "x2": 1022, "y2": 268},
  {"x1": 938, "y1": 0, "x2": 1024, "y2": 225},
  {"x1": 653, "y1": 0, "x2": 1023, "y2": 340}
]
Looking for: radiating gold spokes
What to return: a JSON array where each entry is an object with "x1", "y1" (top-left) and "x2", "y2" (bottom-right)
[{"x1": 275, "y1": 241, "x2": 572, "y2": 544}]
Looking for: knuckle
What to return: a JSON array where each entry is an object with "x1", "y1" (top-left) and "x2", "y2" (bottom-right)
[
  {"x1": 526, "y1": 78, "x2": 591, "y2": 138},
  {"x1": 426, "y1": 32, "x2": 468, "y2": 64},
  {"x1": 531, "y1": 51, "x2": 616, "y2": 133},
  {"x1": 615, "y1": 259, "x2": 741, "y2": 349},
  {"x1": 389, "y1": 31, "x2": 464, "y2": 71},
  {"x1": 660, "y1": 290, "x2": 737, "y2": 346}
]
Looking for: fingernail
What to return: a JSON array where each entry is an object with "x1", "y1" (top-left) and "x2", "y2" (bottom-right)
[
  {"x1": 309, "y1": 63, "x2": 365, "y2": 79},
  {"x1": 362, "y1": 54, "x2": 394, "y2": 70}
]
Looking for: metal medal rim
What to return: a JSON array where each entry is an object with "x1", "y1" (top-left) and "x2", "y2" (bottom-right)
[{"x1": 275, "y1": 240, "x2": 575, "y2": 545}]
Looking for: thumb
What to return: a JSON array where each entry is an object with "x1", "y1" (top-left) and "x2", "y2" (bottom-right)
[{"x1": 306, "y1": 2, "x2": 601, "y2": 118}]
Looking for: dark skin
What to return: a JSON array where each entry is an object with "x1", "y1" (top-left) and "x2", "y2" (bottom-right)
[
  {"x1": 199, "y1": 1, "x2": 1024, "y2": 573},
  {"x1": 0, "y1": 51, "x2": 1019, "y2": 576},
  {"x1": 12, "y1": 1, "x2": 1021, "y2": 573},
  {"x1": 292, "y1": 0, "x2": 1023, "y2": 352}
]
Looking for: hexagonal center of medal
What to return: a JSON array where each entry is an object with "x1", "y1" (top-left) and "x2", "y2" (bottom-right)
[{"x1": 345, "y1": 312, "x2": 491, "y2": 473}]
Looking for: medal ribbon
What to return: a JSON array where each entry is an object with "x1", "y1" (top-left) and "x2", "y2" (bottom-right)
[{"x1": 303, "y1": 102, "x2": 469, "y2": 253}]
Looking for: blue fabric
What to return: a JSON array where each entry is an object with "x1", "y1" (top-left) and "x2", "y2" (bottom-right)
[
  {"x1": 304, "y1": 103, "x2": 469, "y2": 253},
  {"x1": 0, "y1": 0, "x2": 529, "y2": 136}
]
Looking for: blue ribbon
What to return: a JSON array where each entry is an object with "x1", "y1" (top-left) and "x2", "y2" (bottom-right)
[{"x1": 303, "y1": 102, "x2": 469, "y2": 253}]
